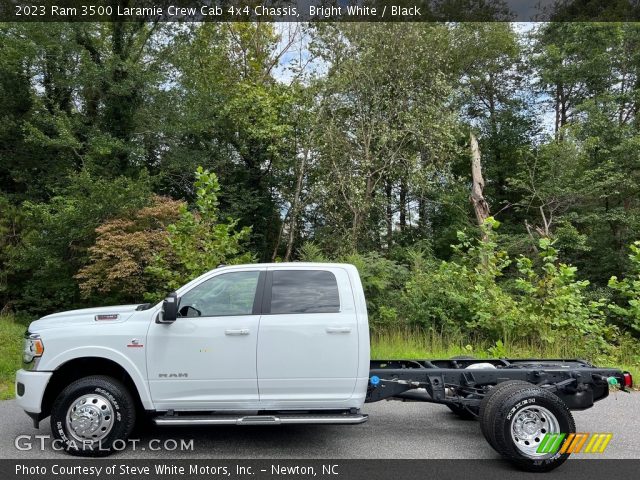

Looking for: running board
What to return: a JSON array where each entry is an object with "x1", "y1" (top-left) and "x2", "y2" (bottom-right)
[{"x1": 153, "y1": 413, "x2": 368, "y2": 426}]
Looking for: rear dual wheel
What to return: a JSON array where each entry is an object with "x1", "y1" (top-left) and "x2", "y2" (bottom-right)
[
  {"x1": 479, "y1": 382, "x2": 575, "y2": 472},
  {"x1": 479, "y1": 380, "x2": 531, "y2": 444}
]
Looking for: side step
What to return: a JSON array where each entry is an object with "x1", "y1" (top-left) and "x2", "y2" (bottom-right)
[{"x1": 153, "y1": 413, "x2": 368, "y2": 426}]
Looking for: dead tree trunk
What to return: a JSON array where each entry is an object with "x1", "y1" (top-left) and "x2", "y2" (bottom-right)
[
  {"x1": 469, "y1": 132, "x2": 490, "y2": 238},
  {"x1": 418, "y1": 149, "x2": 429, "y2": 233},
  {"x1": 385, "y1": 180, "x2": 393, "y2": 248},
  {"x1": 399, "y1": 177, "x2": 407, "y2": 230}
]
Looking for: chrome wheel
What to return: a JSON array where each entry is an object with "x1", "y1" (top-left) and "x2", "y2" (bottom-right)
[
  {"x1": 65, "y1": 393, "x2": 114, "y2": 443},
  {"x1": 510, "y1": 405, "x2": 560, "y2": 458}
]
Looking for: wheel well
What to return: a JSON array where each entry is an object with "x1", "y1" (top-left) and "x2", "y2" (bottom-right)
[{"x1": 41, "y1": 357, "x2": 143, "y2": 420}]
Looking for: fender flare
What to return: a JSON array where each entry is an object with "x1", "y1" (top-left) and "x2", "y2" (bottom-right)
[{"x1": 45, "y1": 346, "x2": 154, "y2": 410}]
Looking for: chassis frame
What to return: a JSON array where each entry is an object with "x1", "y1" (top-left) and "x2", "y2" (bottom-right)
[{"x1": 366, "y1": 358, "x2": 629, "y2": 411}]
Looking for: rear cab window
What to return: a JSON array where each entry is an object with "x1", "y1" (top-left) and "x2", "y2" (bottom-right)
[{"x1": 269, "y1": 270, "x2": 341, "y2": 314}]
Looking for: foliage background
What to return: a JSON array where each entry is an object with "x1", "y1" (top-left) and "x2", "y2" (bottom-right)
[{"x1": 0, "y1": 21, "x2": 639, "y2": 377}]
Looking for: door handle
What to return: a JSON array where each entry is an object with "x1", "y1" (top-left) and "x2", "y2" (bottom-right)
[
  {"x1": 326, "y1": 327, "x2": 352, "y2": 334},
  {"x1": 225, "y1": 329, "x2": 250, "y2": 336}
]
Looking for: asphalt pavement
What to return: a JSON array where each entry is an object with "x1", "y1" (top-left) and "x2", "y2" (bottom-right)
[{"x1": 0, "y1": 392, "x2": 637, "y2": 460}]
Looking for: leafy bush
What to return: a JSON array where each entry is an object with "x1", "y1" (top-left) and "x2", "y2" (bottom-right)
[
  {"x1": 608, "y1": 241, "x2": 640, "y2": 334},
  {"x1": 341, "y1": 251, "x2": 407, "y2": 328},
  {"x1": 146, "y1": 167, "x2": 254, "y2": 299},
  {"x1": 402, "y1": 218, "x2": 520, "y2": 337},
  {"x1": 76, "y1": 196, "x2": 183, "y2": 304},
  {"x1": 400, "y1": 219, "x2": 610, "y2": 358},
  {"x1": 514, "y1": 238, "x2": 609, "y2": 350},
  {"x1": 402, "y1": 251, "x2": 474, "y2": 331},
  {"x1": 297, "y1": 242, "x2": 327, "y2": 262}
]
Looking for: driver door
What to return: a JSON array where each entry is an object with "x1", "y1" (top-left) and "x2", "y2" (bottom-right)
[{"x1": 147, "y1": 269, "x2": 264, "y2": 410}]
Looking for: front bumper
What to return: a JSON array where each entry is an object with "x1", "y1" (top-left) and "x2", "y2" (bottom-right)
[{"x1": 15, "y1": 369, "x2": 52, "y2": 418}]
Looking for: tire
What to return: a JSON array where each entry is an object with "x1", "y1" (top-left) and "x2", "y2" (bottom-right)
[
  {"x1": 479, "y1": 380, "x2": 531, "y2": 448},
  {"x1": 484, "y1": 385, "x2": 575, "y2": 472},
  {"x1": 50, "y1": 375, "x2": 136, "y2": 456}
]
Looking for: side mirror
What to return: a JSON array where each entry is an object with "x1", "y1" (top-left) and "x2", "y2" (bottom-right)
[{"x1": 158, "y1": 292, "x2": 178, "y2": 324}]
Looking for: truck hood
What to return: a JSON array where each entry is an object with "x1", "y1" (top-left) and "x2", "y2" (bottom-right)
[{"x1": 28, "y1": 305, "x2": 142, "y2": 332}]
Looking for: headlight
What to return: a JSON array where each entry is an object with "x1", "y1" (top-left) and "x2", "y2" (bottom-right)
[{"x1": 23, "y1": 333, "x2": 44, "y2": 369}]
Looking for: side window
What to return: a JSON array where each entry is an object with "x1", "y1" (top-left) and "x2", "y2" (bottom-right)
[
  {"x1": 270, "y1": 270, "x2": 340, "y2": 314},
  {"x1": 178, "y1": 271, "x2": 260, "y2": 317}
]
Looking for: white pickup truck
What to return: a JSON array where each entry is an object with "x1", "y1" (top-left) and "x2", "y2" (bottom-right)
[{"x1": 16, "y1": 263, "x2": 632, "y2": 471}]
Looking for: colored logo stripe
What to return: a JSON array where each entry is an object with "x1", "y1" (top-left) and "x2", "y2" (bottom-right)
[
  {"x1": 584, "y1": 433, "x2": 613, "y2": 453},
  {"x1": 559, "y1": 433, "x2": 588, "y2": 453},
  {"x1": 537, "y1": 433, "x2": 565, "y2": 454},
  {"x1": 538, "y1": 433, "x2": 612, "y2": 454},
  {"x1": 559, "y1": 433, "x2": 575, "y2": 453}
]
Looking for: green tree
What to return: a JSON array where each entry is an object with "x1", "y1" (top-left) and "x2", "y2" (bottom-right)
[
  {"x1": 309, "y1": 23, "x2": 459, "y2": 253},
  {"x1": 608, "y1": 241, "x2": 640, "y2": 334},
  {"x1": 515, "y1": 238, "x2": 608, "y2": 348},
  {"x1": 452, "y1": 23, "x2": 537, "y2": 239},
  {"x1": 164, "y1": 23, "x2": 298, "y2": 259},
  {"x1": 146, "y1": 167, "x2": 254, "y2": 297},
  {"x1": 528, "y1": 23, "x2": 640, "y2": 283},
  {"x1": 3, "y1": 172, "x2": 151, "y2": 315}
]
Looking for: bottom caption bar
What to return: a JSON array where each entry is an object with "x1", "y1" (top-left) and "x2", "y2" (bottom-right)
[{"x1": 4, "y1": 459, "x2": 640, "y2": 480}]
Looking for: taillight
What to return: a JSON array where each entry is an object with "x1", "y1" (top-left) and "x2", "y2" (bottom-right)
[{"x1": 623, "y1": 372, "x2": 633, "y2": 388}]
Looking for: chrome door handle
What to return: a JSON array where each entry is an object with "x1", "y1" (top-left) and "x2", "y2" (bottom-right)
[
  {"x1": 225, "y1": 329, "x2": 250, "y2": 336},
  {"x1": 326, "y1": 327, "x2": 352, "y2": 334}
]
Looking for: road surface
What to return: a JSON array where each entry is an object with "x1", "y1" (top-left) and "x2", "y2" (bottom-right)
[{"x1": 0, "y1": 392, "x2": 637, "y2": 459}]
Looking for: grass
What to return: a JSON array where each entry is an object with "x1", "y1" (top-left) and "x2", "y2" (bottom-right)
[
  {"x1": 0, "y1": 315, "x2": 26, "y2": 400},
  {"x1": 0, "y1": 315, "x2": 637, "y2": 399},
  {"x1": 371, "y1": 327, "x2": 640, "y2": 387}
]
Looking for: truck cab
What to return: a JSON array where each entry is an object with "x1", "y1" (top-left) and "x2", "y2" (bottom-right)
[{"x1": 16, "y1": 263, "x2": 370, "y2": 455}]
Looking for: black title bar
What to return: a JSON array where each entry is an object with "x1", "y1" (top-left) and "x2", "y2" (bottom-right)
[{"x1": 1, "y1": 0, "x2": 640, "y2": 22}]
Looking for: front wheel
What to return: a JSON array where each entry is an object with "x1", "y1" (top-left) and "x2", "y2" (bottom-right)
[
  {"x1": 481, "y1": 384, "x2": 575, "y2": 472},
  {"x1": 50, "y1": 375, "x2": 136, "y2": 456}
]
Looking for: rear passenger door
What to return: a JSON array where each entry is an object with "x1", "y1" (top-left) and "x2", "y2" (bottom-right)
[{"x1": 257, "y1": 267, "x2": 359, "y2": 408}]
